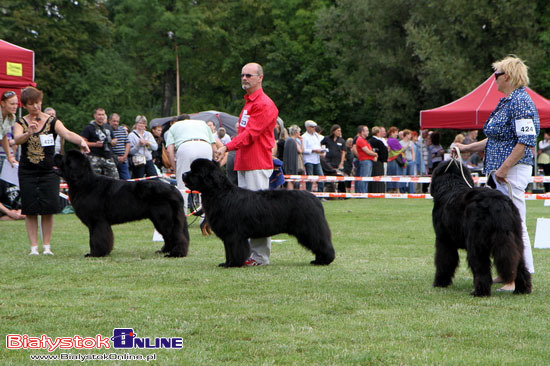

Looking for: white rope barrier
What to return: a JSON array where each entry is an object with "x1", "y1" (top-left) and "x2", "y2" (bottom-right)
[
  {"x1": 310, "y1": 192, "x2": 550, "y2": 200},
  {"x1": 283, "y1": 174, "x2": 550, "y2": 184}
]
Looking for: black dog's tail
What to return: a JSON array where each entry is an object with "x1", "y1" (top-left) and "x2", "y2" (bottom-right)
[
  {"x1": 172, "y1": 190, "x2": 190, "y2": 256},
  {"x1": 491, "y1": 230, "x2": 522, "y2": 284},
  {"x1": 491, "y1": 229, "x2": 532, "y2": 294}
]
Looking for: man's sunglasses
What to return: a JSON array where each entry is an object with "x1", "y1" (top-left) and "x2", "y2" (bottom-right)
[
  {"x1": 494, "y1": 72, "x2": 505, "y2": 80},
  {"x1": 240, "y1": 73, "x2": 259, "y2": 78},
  {"x1": 1, "y1": 91, "x2": 16, "y2": 101}
]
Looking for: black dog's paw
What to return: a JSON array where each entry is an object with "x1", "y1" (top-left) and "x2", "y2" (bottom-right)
[
  {"x1": 310, "y1": 259, "x2": 330, "y2": 265},
  {"x1": 470, "y1": 289, "x2": 491, "y2": 297},
  {"x1": 433, "y1": 277, "x2": 452, "y2": 288},
  {"x1": 84, "y1": 253, "x2": 91, "y2": 257},
  {"x1": 220, "y1": 261, "x2": 245, "y2": 268},
  {"x1": 514, "y1": 286, "x2": 532, "y2": 295}
]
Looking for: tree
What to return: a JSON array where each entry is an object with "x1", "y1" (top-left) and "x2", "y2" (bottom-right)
[
  {"x1": 406, "y1": 0, "x2": 545, "y2": 108},
  {"x1": 317, "y1": 0, "x2": 420, "y2": 128}
]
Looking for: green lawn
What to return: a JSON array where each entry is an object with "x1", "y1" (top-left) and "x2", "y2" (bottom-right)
[{"x1": 1, "y1": 199, "x2": 549, "y2": 365}]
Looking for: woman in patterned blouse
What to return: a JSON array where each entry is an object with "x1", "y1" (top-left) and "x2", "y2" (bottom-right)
[{"x1": 455, "y1": 55, "x2": 539, "y2": 292}]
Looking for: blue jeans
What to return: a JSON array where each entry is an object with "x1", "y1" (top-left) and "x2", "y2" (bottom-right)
[
  {"x1": 116, "y1": 160, "x2": 131, "y2": 180},
  {"x1": 401, "y1": 160, "x2": 416, "y2": 193},
  {"x1": 305, "y1": 163, "x2": 324, "y2": 192},
  {"x1": 387, "y1": 160, "x2": 404, "y2": 190},
  {"x1": 357, "y1": 159, "x2": 373, "y2": 193}
]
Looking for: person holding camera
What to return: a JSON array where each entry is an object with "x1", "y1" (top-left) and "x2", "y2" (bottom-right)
[{"x1": 81, "y1": 108, "x2": 119, "y2": 179}]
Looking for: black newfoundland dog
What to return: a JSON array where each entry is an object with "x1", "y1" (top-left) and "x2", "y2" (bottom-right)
[
  {"x1": 54, "y1": 151, "x2": 189, "y2": 257},
  {"x1": 182, "y1": 158, "x2": 335, "y2": 267},
  {"x1": 430, "y1": 159, "x2": 531, "y2": 296}
]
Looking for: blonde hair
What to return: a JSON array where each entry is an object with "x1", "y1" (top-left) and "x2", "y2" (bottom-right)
[
  {"x1": 453, "y1": 133, "x2": 465, "y2": 143},
  {"x1": 492, "y1": 55, "x2": 529, "y2": 88},
  {"x1": 135, "y1": 115, "x2": 148, "y2": 125}
]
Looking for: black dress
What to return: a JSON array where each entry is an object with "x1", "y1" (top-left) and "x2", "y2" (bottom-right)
[
  {"x1": 16, "y1": 116, "x2": 60, "y2": 215},
  {"x1": 368, "y1": 136, "x2": 388, "y2": 193}
]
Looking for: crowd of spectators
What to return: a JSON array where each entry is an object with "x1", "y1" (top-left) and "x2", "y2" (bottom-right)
[
  {"x1": 2, "y1": 91, "x2": 550, "y2": 230},
  {"x1": 267, "y1": 121, "x2": 510, "y2": 195}
]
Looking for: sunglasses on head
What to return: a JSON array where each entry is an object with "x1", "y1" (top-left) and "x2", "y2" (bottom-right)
[
  {"x1": 494, "y1": 72, "x2": 505, "y2": 80},
  {"x1": 1, "y1": 91, "x2": 16, "y2": 101},
  {"x1": 240, "y1": 73, "x2": 259, "y2": 78}
]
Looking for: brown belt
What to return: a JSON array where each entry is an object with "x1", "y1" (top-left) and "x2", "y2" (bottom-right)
[{"x1": 183, "y1": 139, "x2": 209, "y2": 144}]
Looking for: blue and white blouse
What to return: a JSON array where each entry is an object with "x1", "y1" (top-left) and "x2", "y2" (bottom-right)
[{"x1": 483, "y1": 87, "x2": 540, "y2": 173}]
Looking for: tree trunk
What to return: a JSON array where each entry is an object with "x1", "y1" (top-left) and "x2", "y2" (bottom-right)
[{"x1": 162, "y1": 69, "x2": 175, "y2": 117}]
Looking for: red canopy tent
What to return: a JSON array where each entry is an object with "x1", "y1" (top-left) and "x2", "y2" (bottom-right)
[
  {"x1": 420, "y1": 75, "x2": 550, "y2": 129},
  {"x1": 0, "y1": 39, "x2": 36, "y2": 102}
]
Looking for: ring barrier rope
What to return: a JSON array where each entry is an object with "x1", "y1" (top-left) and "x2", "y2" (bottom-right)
[
  {"x1": 282, "y1": 175, "x2": 550, "y2": 183},
  {"x1": 58, "y1": 172, "x2": 550, "y2": 200}
]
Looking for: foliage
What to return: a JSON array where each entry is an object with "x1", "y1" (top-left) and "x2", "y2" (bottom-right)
[{"x1": 1, "y1": 200, "x2": 550, "y2": 364}]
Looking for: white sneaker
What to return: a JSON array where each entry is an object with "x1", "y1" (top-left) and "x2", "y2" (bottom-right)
[
  {"x1": 43, "y1": 245, "x2": 54, "y2": 255},
  {"x1": 29, "y1": 247, "x2": 39, "y2": 255}
]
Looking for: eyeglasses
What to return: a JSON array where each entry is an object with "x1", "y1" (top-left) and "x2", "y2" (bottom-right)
[
  {"x1": 494, "y1": 72, "x2": 505, "y2": 80},
  {"x1": 1, "y1": 91, "x2": 16, "y2": 101},
  {"x1": 240, "y1": 73, "x2": 260, "y2": 79}
]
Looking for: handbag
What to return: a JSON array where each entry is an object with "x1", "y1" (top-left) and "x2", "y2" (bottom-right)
[
  {"x1": 161, "y1": 146, "x2": 171, "y2": 168},
  {"x1": 132, "y1": 154, "x2": 146, "y2": 166}
]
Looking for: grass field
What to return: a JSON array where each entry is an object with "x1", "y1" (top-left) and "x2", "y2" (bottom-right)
[{"x1": 1, "y1": 199, "x2": 549, "y2": 365}]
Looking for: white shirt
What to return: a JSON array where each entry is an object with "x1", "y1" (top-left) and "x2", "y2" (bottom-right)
[{"x1": 302, "y1": 131, "x2": 322, "y2": 164}]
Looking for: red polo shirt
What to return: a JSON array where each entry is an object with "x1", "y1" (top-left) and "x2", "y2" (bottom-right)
[
  {"x1": 225, "y1": 88, "x2": 279, "y2": 171},
  {"x1": 356, "y1": 136, "x2": 376, "y2": 161}
]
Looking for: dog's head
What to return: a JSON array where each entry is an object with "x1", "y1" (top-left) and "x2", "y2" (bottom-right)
[
  {"x1": 430, "y1": 159, "x2": 474, "y2": 196},
  {"x1": 54, "y1": 150, "x2": 94, "y2": 183},
  {"x1": 182, "y1": 159, "x2": 228, "y2": 193}
]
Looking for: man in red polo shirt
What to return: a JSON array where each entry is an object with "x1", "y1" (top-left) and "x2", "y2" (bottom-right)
[
  {"x1": 355, "y1": 125, "x2": 378, "y2": 193},
  {"x1": 216, "y1": 62, "x2": 279, "y2": 266}
]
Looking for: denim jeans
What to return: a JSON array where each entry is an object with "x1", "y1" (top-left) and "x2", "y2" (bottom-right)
[
  {"x1": 357, "y1": 159, "x2": 373, "y2": 193},
  {"x1": 401, "y1": 159, "x2": 416, "y2": 193},
  {"x1": 305, "y1": 163, "x2": 324, "y2": 192},
  {"x1": 387, "y1": 160, "x2": 404, "y2": 190},
  {"x1": 116, "y1": 160, "x2": 131, "y2": 180}
]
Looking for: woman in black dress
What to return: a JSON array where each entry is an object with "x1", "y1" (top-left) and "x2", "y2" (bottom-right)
[{"x1": 14, "y1": 87, "x2": 89, "y2": 255}]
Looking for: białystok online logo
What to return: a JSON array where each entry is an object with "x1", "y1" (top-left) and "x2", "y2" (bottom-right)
[{"x1": 6, "y1": 328, "x2": 183, "y2": 352}]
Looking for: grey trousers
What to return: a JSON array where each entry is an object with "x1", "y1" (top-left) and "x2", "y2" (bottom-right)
[{"x1": 237, "y1": 169, "x2": 272, "y2": 264}]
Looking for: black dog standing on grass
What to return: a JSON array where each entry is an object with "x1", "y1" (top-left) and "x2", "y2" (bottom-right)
[
  {"x1": 430, "y1": 160, "x2": 531, "y2": 296},
  {"x1": 182, "y1": 158, "x2": 335, "y2": 267},
  {"x1": 54, "y1": 150, "x2": 189, "y2": 257}
]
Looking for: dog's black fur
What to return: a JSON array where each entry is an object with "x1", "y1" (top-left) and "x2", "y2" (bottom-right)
[
  {"x1": 54, "y1": 151, "x2": 189, "y2": 257},
  {"x1": 430, "y1": 160, "x2": 531, "y2": 296},
  {"x1": 182, "y1": 159, "x2": 335, "y2": 267}
]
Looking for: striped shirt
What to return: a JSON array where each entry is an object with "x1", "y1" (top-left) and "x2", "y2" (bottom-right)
[{"x1": 111, "y1": 127, "x2": 129, "y2": 157}]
